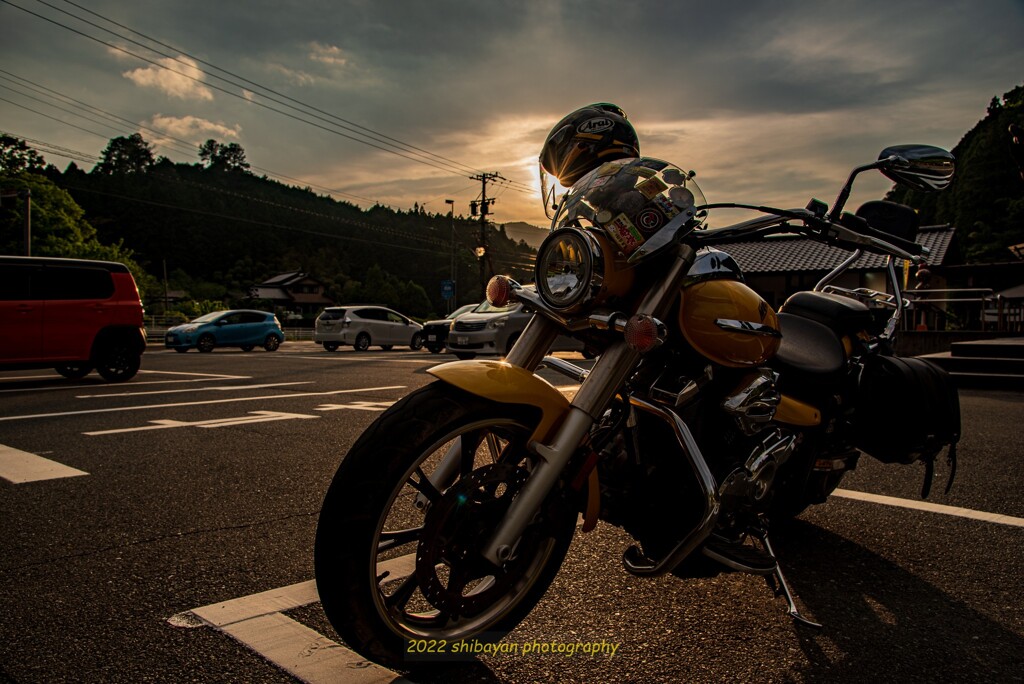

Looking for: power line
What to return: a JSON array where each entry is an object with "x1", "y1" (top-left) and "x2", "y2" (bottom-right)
[{"x1": 7, "y1": 0, "x2": 536, "y2": 196}]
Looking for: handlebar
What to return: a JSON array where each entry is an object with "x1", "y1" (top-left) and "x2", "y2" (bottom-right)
[{"x1": 691, "y1": 203, "x2": 927, "y2": 263}]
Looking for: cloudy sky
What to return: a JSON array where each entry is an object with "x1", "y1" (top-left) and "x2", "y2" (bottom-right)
[{"x1": 2, "y1": 0, "x2": 1022, "y2": 232}]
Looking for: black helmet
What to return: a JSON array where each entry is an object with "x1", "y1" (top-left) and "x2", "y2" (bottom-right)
[{"x1": 540, "y1": 103, "x2": 640, "y2": 188}]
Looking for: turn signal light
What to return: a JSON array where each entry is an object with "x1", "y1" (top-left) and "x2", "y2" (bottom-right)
[
  {"x1": 624, "y1": 314, "x2": 665, "y2": 353},
  {"x1": 486, "y1": 276, "x2": 515, "y2": 307}
]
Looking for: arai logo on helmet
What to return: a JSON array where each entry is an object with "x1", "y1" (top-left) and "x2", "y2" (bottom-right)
[{"x1": 577, "y1": 117, "x2": 615, "y2": 135}]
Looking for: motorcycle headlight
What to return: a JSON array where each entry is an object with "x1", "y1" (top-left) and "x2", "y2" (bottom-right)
[{"x1": 535, "y1": 227, "x2": 604, "y2": 313}]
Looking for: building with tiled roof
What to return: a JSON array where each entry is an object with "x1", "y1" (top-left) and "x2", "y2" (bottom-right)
[
  {"x1": 250, "y1": 272, "x2": 334, "y2": 318},
  {"x1": 708, "y1": 225, "x2": 959, "y2": 309}
]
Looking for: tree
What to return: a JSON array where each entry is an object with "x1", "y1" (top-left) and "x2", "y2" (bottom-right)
[
  {"x1": 888, "y1": 82, "x2": 1024, "y2": 263},
  {"x1": 198, "y1": 139, "x2": 250, "y2": 172},
  {"x1": 95, "y1": 133, "x2": 154, "y2": 175},
  {"x1": 0, "y1": 172, "x2": 156, "y2": 297},
  {"x1": 0, "y1": 134, "x2": 47, "y2": 173}
]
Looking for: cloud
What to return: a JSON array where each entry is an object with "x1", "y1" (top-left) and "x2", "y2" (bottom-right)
[
  {"x1": 144, "y1": 114, "x2": 242, "y2": 152},
  {"x1": 123, "y1": 56, "x2": 213, "y2": 101},
  {"x1": 309, "y1": 42, "x2": 348, "y2": 67},
  {"x1": 267, "y1": 63, "x2": 316, "y2": 87}
]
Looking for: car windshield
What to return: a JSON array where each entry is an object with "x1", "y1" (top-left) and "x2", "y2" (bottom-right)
[
  {"x1": 447, "y1": 304, "x2": 478, "y2": 319},
  {"x1": 191, "y1": 312, "x2": 225, "y2": 323},
  {"x1": 473, "y1": 301, "x2": 517, "y2": 314}
]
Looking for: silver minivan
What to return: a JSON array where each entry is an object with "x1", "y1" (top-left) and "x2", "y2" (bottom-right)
[{"x1": 314, "y1": 306, "x2": 424, "y2": 351}]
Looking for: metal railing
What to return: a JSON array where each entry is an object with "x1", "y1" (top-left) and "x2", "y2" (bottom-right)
[{"x1": 902, "y1": 288, "x2": 1022, "y2": 332}]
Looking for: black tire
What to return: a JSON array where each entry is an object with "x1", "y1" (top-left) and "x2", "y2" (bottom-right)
[
  {"x1": 55, "y1": 364, "x2": 92, "y2": 380},
  {"x1": 314, "y1": 382, "x2": 577, "y2": 670},
  {"x1": 454, "y1": 352, "x2": 476, "y2": 360},
  {"x1": 354, "y1": 333, "x2": 371, "y2": 351},
  {"x1": 264, "y1": 335, "x2": 281, "y2": 352},
  {"x1": 241, "y1": 345, "x2": 255, "y2": 352},
  {"x1": 95, "y1": 341, "x2": 141, "y2": 382},
  {"x1": 323, "y1": 342, "x2": 339, "y2": 352},
  {"x1": 409, "y1": 332, "x2": 424, "y2": 351},
  {"x1": 426, "y1": 344, "x2": 443, "y2": 354},
  {"x1": 197, "y1": 334, "x2": 216, "y2": 353}
]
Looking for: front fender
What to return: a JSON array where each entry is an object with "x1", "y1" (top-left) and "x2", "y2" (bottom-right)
[{"x1": 427, "y1": 360, "x2": 571, "y2": 442}]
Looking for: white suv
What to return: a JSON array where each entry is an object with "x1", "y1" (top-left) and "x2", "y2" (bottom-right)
[{"x1": 314, "y1": 306, "x2": 424, "y2": 351}]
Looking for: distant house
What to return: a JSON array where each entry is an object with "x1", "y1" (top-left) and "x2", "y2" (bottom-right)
[
  {"x1": 250, "y1": 272, "x2": 334, "y2": 319},
  {"x1": 713, "y1": 225, "x2": 959, "y2": 311}
]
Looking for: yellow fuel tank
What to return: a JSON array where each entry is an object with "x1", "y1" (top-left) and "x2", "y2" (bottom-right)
[{"x1": 678, "y1": 279, "x2": 781, "y2": 367}]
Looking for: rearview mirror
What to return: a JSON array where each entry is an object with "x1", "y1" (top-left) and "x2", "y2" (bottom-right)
[{"x1": 878, "y1": 144, "x2": 955, "y2": 192}]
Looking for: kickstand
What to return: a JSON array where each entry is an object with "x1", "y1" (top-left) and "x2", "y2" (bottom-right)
[{"x1": 760, "y1": 533, "x2": 822, "y2": 629}]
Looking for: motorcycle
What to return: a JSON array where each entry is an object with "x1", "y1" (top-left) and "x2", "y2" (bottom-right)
[{"x1": 314, "y1": 143, "x2": 961, "y2": 668}]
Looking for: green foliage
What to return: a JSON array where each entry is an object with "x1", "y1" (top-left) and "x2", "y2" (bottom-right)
[
  {"x1": 888, "y1": 82, "x2": 1024, "y2": 263},
  {"x1": 1, "y1": 134, "x2": 47, "y2": 173},
  {"x1": 94, "y1": 134, "x2": 155, "y2": 175},
  {"x1": 198, "y1": 139, "x2": 250, "y2": 172}
]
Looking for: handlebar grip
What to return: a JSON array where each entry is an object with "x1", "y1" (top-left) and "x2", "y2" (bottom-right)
[{"x1": 838, "y1": 213, "x2": 924, "y2": 256}]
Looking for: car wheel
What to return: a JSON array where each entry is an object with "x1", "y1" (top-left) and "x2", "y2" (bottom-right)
[
  {"x1": 354, "y1": 333, "x2": 370, "y2": 352},
  {"x1": 409, "y1": 332, "x2": 424, "y2": 351},
  {"x1": 241, "y1": 345, "x2": 255, "y2": 352},
  {"x1": 454, "y1": 352, "x2": 476, "y2": 360},
  {"x1": 323, "y1": 342, "x2": 339, "y2": 352},
  {"x1": 426, "y1": 344, "x2": 443, "y2": 354},
  {"x1": 264, "y1": 335, "x2": 281, "y2": 352},
  {"x1": 197, "y1": 334, "x2": 216, "y2": 353},
  {"x1": 174, "y1": 347, "x2": 189, "y2": 353},
  {"x1": 56, "y1": 364, "x2": 92, "y2": 380},
  {"x1": 95, "y1": 342, "x2": 141, "y2": 382}
]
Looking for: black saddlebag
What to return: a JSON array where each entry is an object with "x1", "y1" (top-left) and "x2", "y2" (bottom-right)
[{"x1": 853, "y1": 355, "x2": 961, "y2": 467}]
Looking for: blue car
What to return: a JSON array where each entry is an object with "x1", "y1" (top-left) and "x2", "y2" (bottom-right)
[{"x1": 165, "y1": 310, "x2": 284, "y2": 353}]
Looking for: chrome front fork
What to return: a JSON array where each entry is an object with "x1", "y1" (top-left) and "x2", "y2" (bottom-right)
[{"x1": 481, "y1": 244, "x2": 698, "y2": 565}]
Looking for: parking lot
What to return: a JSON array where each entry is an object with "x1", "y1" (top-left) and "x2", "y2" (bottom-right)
[{"x1": 1, "y1": 342, "x2": 1023, "y2": 682}]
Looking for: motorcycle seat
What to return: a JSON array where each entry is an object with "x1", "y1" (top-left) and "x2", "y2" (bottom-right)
[
  {"x1": 780, "y1": 291, "x2": 874, "y2": 339},
  {"x1": 773, "y1": 312, "x2": 845, "y2": 376}
]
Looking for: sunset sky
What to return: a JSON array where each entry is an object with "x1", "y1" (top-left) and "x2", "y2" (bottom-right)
[{"x1": 2, "y1": 0, "x2": 1022, "y2": 234}]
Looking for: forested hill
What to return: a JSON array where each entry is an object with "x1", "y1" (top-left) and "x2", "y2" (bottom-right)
[
  {"x1": 887, "y1": 82, "x2": 1024, "y2": 263},
  {"x1": 32, "y1": 157, "x2": 537, "y2": 319}
]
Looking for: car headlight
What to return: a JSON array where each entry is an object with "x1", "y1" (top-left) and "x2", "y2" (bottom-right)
[
  {"x1": 535, "y1": 227, "x2": 603, "y2": 313},
  {"x1": 488, "y1": 316, "x2": 508, "y2": 330},
  {"x1": 183, "y1": 325, "x2": 197, "y2": 333}
]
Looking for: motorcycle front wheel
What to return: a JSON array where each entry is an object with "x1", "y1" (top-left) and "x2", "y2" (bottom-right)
[{"x1": 314, "y1": 382, "x2": 577, "y2": 669}]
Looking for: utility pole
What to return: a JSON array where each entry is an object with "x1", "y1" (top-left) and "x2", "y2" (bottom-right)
[
  {"x1": 469, "y1": 172, "x2": 503, "y2": 297},
  {"x1": 445, "y1": 199, "x2": 456, "y2": 314}
]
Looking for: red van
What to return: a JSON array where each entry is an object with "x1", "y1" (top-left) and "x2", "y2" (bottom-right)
[{"x1": 0, "y1": 256, "x2": 146, "y2": 381}]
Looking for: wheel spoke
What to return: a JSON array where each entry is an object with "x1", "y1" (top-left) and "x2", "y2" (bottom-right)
[
  {"x1": 408, "y1": 467, "x2": 442, "y2": 503},
  {"x1": 377, "y1": 526, "x2": 423, "y2": 553},
  {"x1": 382, "y1": 573, "x2": 419, "y2": 611}
]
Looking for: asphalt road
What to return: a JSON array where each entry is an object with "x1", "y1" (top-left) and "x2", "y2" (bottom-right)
[{"x1": 1, "y1": 341, "x2": 1022, "y2": 683}]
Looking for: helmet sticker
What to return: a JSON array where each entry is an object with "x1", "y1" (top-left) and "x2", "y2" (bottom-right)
[
  {"x1": 577, "y1": 117, "x2": 615, "y2": 134},
  {"x1": 662, "y1": 168, "x2": 688, "y2": 186},
  {"x1": 595, "y1": 161, "x2": 622, "y2": 177},
  {"x1": 624, "y1": 166, "x2": 657, "y2": 178},
  {"x1": 606, "y1": 213, "x2": 644, "y2": 254},
  {"x1": 652, "y1": 193, "x2": 681, "y2": 219},
  {"x1": 636, "y1": 208, "x2": 664, "y2": 234},
  {"x1": 669, "y1": 186, "x2": 696, "y2": 212},
  {"x1": 637, "y1": 176, "x2": 668, "y2": 199},
  {"x1": 638, "y1": 159, "x2": 669, "y2": 172}
]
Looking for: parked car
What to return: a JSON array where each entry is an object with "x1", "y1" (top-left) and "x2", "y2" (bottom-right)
[
  {"x1": 0, "y1": 255, "x2": 146, "y2": 382},
  {"x1": 164, "y1": 310, "x2": 284, "y2": 353},
  {"x1": 421, "y1": 303, "x2": 478, "y2": 353},
  {"x1": 314, "y1": 305, "x2": 424, "y2": 351},
  {"x1": 445, "y1": 300, "x2": 587, "y2": 360}
]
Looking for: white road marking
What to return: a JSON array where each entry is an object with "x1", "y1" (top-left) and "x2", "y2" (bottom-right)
[
  {"x1": 75, "y1": 382, "x2": 312, "y2": 399},
  {"x1": 297, "y1": 355, "x2": 438, "y2": 364},
  {"x1": 174, "y1": 486, "x2": 1023, "y2": 680},
  {"x1": 0, "y1": 370, "x2": 250, "y2": 393},
  {"x1": 84, "y1": 411, "x2": 320, "y2": 436},
  {"x1": 316, "y1": 401, "x2": 396, "y2": 412},
  {"x1": 0, "y1": 444, "x2": 88, "y2": 483},
  {"x1": 833, "y1": 488, "x2": 1024, "y2": 527},
  {"x1": 0, "y1": 385, "x2": 406, "y2": 423},
  {"x1": 176, "y1": 554, "x2": 415, "y2": 684}
]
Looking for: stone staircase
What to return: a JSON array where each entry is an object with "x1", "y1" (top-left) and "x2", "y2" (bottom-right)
[{"x1": 920, "y1": 338, "x2": 1024, "y2": 391}]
